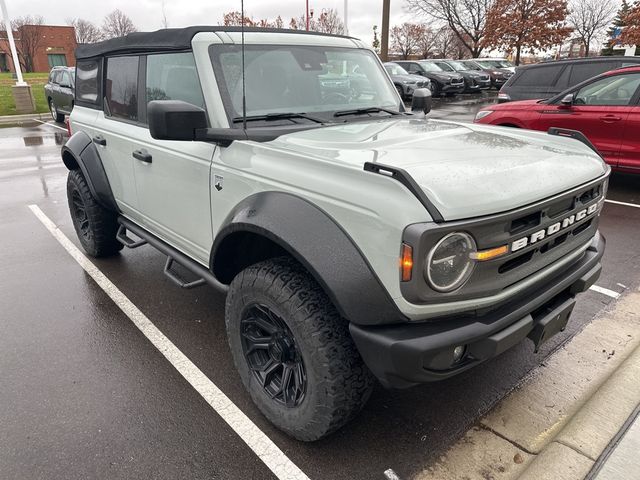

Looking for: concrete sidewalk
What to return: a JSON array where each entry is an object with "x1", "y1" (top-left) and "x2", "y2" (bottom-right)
[
  {"x1": 416, "y1": 287, "x2": 640, "y2": 480},
  {"x1": 0, "y1": 112, "x2": 50, "y2": 125},
  {"x1": 589, "y1": 407, "x2": 640, "y2": 480}
]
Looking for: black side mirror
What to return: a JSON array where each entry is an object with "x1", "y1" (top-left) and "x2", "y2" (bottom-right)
[
  {"x1": 560, "y1": 93, "x2": 574, "y2": 107},
  {"x1": 148, "y1": 100, "x2": 208, "y2": 141},
  {"x1": 411, "y1": 88, "x2": 432, "y2": 115}
]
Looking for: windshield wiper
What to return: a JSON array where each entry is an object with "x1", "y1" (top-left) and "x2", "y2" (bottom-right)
[
  {"x1": 333, "y1": 107, "x2": 403, "y2": 118},
  {"x1": 232, "y1": 112, "x2": 325, "y2": 124}
]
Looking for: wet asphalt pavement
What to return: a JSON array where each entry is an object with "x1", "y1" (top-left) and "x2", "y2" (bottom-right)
[{"x1": 1, "y1": 98, "x2": 639, "y2": 480}]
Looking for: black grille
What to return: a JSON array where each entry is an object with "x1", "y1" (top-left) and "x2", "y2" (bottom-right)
[{"x1": 400, "y1": 175, "x2": 608, "y2": 304}]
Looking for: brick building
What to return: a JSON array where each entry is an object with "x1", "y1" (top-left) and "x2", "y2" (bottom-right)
[{"x1": 0, "y1": 25, "x2": 77, "y2": 73}]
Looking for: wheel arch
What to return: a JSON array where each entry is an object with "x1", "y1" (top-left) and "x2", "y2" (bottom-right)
[
  {"x1": 61, "y1": 131, "x2": 118, "y2": 212},
  {"x1": 210, "y1": 192, "x2": 406, "y2": 326}
]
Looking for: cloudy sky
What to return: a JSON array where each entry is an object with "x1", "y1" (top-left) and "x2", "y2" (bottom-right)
[{"x1": 8, "y1": 0, "x2": 416, "y2": 45}]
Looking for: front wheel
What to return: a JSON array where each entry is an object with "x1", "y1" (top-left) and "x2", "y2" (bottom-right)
[{"x1": 225, "y1": 257, "x2": 374, "y2": 441}]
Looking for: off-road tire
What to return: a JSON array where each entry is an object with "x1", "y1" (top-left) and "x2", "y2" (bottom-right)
[
  {"x1": 49, "y1": 99, "x2": 65, "y2": 123},
  {"x1": 66, "y1": 169, "x2": 123, "y2": 257},
  {"x1": 225, "y1": 256, "x2": 374, "y2": 441}
]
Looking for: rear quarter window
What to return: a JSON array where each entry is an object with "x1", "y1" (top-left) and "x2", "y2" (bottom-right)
[
  {"x1": 568, "y1": 62, "x2": 618, "y2": 86},
  {"x1": 514, "y1": 65, "x2": 564, "y2": 87},
  {"x1": 75, "y1": 60, "x2": 102, "y2": 107}
]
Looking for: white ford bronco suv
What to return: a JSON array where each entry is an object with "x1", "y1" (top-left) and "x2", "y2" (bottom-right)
[{"x1": 63, "y1": 27, "x2": 608, "y2": 441}]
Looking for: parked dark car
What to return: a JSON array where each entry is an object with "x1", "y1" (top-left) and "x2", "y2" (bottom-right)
[
  {"x1": 498, "y1": 56, "x2": 640, "y2": 103},
  {"x1": 460, "y1": 59, "x2": 514, "y2": 89},
  {"x1": 432, "y1": 59, "x2": 491, "y2": 92},
  {"x1": 394, "y1": 60, "x2": 464, "y2": 96},
  {"x1": 44, "y1": 66, "x2": 75, "y2": 122},
  {"x1": 383, "y1": 62, "x2": 431, "y2": 100}
]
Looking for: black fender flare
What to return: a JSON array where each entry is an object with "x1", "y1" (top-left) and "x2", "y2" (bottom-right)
[
  {"x1": 210, "y1": 192, "x2": 407, "y2": 326},
  {"x1": 61, "y1": 131, "x2": 118, "y2": 211}
]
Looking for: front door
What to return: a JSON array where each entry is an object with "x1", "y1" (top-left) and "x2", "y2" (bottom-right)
[
  {"x1": 531, "y1": 72, "x2": 640, "y2": 167},
  {"x1": 130, "y1": 52, "x2": 215, "y2": 264}
]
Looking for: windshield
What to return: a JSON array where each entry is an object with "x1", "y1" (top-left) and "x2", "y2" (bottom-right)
[
  {"x1": 418, "y1": 61, "x2": 444, "y2": 72},
  {"x1": 445, "y1": 61, "x2": 467, "y2": 71},
  {"x1": 209, "y1": 44, "x2": 400, "y2": 124},
  {"x1": 433, "y1": 61, "x2": 455, "y2": 72},
  {"x1": 385, "y1": 63, "x2": 409, "y2": 75},
  {"x1": 497, "y1": 60, "x2": 514, "y2": 68}
]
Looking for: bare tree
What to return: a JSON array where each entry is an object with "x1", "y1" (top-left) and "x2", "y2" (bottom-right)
[
  {"x1": 433, "y1": 25, "x2": 457, "y2": 57},
  {"x1": 289, "y1": 8, "x2": 345, "y2": 34},
  {"x1": 2, "y1": 15, "x2": 45, "y2": 72},
  {"x1": 415, "y1": 23, "x2": 439, "y2": 58},
  {"x1": 390, "y1": 23, "x2": 422, "y2": 59},
  {"x1": 67, "y1": 18, "x2": 102, "y2": 44},
  {"x1": 568, "y1": 0, "x2": 616, "y2": 56},
  {"x1": 406, "y1": 0, "x2": 495, "y2": 58},
  {"x1": 101, "y1": 9, "x2": 137, "y2": 39}
]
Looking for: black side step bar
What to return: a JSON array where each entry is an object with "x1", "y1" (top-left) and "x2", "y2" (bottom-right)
[
  {"x1": 363, "y1": 162, "x2": 444, "y2": 223},
  {"x1": 117, "y1": 217, "x2": 228, "y2": 293},
  {"x1": 116, "y1": 224, "x2": 147, "y2": 248},
  {"x1": 547, "y1": 127, "x2": 600, "y2": 156}
]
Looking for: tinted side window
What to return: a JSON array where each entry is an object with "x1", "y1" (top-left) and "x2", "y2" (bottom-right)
[
  {"x1": 568, "y1": 62, "x2": 617, "y2": 86},
  {"x1": 515, "y1": 65, "x2": 563, "y2": 87},
  {"x1": 76, "y1": 60, "x2": 102, "y2": 106},
  {"x1": 60, "y1": 71, "x2": 72, "y2": 87},
  {"x1": 106, "y1": 56, "x2": 139, "y2": 121},
  {"x1": 146, "y1": 52, "x2": 204, "y2": 109},
  {"x1": 574, "y1": 73, "x2": 640, "y2": 106}
]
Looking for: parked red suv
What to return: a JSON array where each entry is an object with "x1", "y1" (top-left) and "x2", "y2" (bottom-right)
[{"x1": 474, "y1": 66, "x2": 640, "y2": 173}]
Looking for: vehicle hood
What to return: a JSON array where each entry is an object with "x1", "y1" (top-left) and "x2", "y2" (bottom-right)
[
  {"x1": 271, "y1": 118, "x2": 607, "y2": 221},
  {"x1": 392, "y1": 74, "x2": 428, "y2": 83},
  {"x1": 488, "y1": 99, "x2": 544, "y2": 110}
]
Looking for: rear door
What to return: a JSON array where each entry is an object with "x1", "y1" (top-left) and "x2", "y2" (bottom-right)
[
  {"x1": 618, "y1": 89, "x2": 640, "y2": 173},
  {"x1": 531, "y1": 72, "x2": 640, "y2": 167},
  {"x1": 58, "y1": 70, "x2": 74, "y2": 112}
]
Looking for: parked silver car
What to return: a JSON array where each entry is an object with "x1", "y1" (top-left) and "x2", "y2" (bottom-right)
[{"x1": 63, "y1": 26, "x2": 608, "y2": 442}]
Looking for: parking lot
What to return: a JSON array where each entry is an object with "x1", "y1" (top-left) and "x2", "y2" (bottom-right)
[{"x1": 1, "y1": 98, "x2": 639, "y2": 480}]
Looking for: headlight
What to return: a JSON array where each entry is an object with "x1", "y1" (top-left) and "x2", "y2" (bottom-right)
[
  {"x1": 425, "y1": 232, "x2": 476, "y2": 292},
  {"x1": 474, "y1": 110, "x2": 494, "y2": 121}
]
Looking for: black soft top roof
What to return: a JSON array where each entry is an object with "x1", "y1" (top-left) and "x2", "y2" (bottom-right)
[{"x1": 75, "y1": 26, "x2": 355, "y2": 59}]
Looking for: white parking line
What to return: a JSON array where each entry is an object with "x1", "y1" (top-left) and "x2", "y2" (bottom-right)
[
  {"x1": 605, "y1": 199, "x2": 640, "y2": 209},
  {"x1": 589, "y1": 285, "x2": 621, "y2": 299},
  {"x1": 34, "y1": 119, "x2": 68, "y2": 132},
  {"x1": 28, "y1": 204, "x2": 310, "y2": 480}
]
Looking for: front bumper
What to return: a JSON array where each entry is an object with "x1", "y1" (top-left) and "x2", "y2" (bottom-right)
[{"x1": 350, "y1": 232, "x2": 605, "y2": 388}]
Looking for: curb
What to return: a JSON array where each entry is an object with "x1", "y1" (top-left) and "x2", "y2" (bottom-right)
[
  {"x1": 415, "y1": 287, "x2": 640, "y2": 480},
  {"x1": 0, "y1": 113, "x2": 50, "y2": 125}
]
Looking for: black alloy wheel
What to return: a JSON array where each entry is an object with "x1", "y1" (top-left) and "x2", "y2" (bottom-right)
[{"x1": 240, "y1": 304, "x2": 307, "y2": 408}]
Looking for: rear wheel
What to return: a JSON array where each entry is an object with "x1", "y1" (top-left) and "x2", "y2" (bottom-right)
[
  {"x1": 225, "y1": 256, "x2": 374, "y2": 441},
  {"x1": 66, "y1": 169, "x2": 123, "y2": 257},
  {"x1": 49, "y1": 99, "x2": 64, "y2": 123}
]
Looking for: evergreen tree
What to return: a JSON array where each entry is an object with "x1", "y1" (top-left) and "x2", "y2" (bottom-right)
[{"x1": 602, "y1": 0, "x2": 632, "y2": 53}]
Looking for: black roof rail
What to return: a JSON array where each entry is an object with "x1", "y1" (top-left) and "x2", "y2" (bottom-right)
[{"x1": 364, "y1": 162, "x2": 444, "y2": 222}]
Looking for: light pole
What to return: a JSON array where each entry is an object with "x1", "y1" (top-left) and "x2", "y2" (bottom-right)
[
  {"x1": 344, "y1": 0, "x2": 348, "y2": 35},
  {"x1": 381, "y1": 0, "x2": 390, "y2": 61},
  {"x1": 0, "y1": 0, "x2": 25, "y2": 85},
  {"x1": 306, "y1": 0, "x2": 310, "y2": 30},
  {"x1": 1, "y1": 0, "x2": 35, "y2": 113}
]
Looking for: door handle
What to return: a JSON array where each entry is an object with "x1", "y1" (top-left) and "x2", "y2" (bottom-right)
[
  {"x1": 92, "y1": 135, "x2": 106, "y2": 146},
  {"x1": 132, "y1": 149, "x2": 152, "y2": 163},
  {"x1": 599, "y1": 115, "x2": 622, "y2": 123}
]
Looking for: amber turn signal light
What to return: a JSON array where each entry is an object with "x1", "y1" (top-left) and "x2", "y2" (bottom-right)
[
  {"x1": 470, "y1": 245, "x2": 509, "y2": 261},
  {"x1": 400, "y1": 243, "x2": 413, "y2": 282}
]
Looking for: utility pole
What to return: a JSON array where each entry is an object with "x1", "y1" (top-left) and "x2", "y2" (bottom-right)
[
  {"x1": 381, "y1": 0, "x2": 390, "y2": 61},
  {"x1": 306, "y1": 0, "x2": 310, "y2": 31},
  {"x1": 0, "y1": 0, "x2": 35, "y2": 113},
  {"x1": 344, "y1": 0, "x2": 348, "y2": 35}
]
